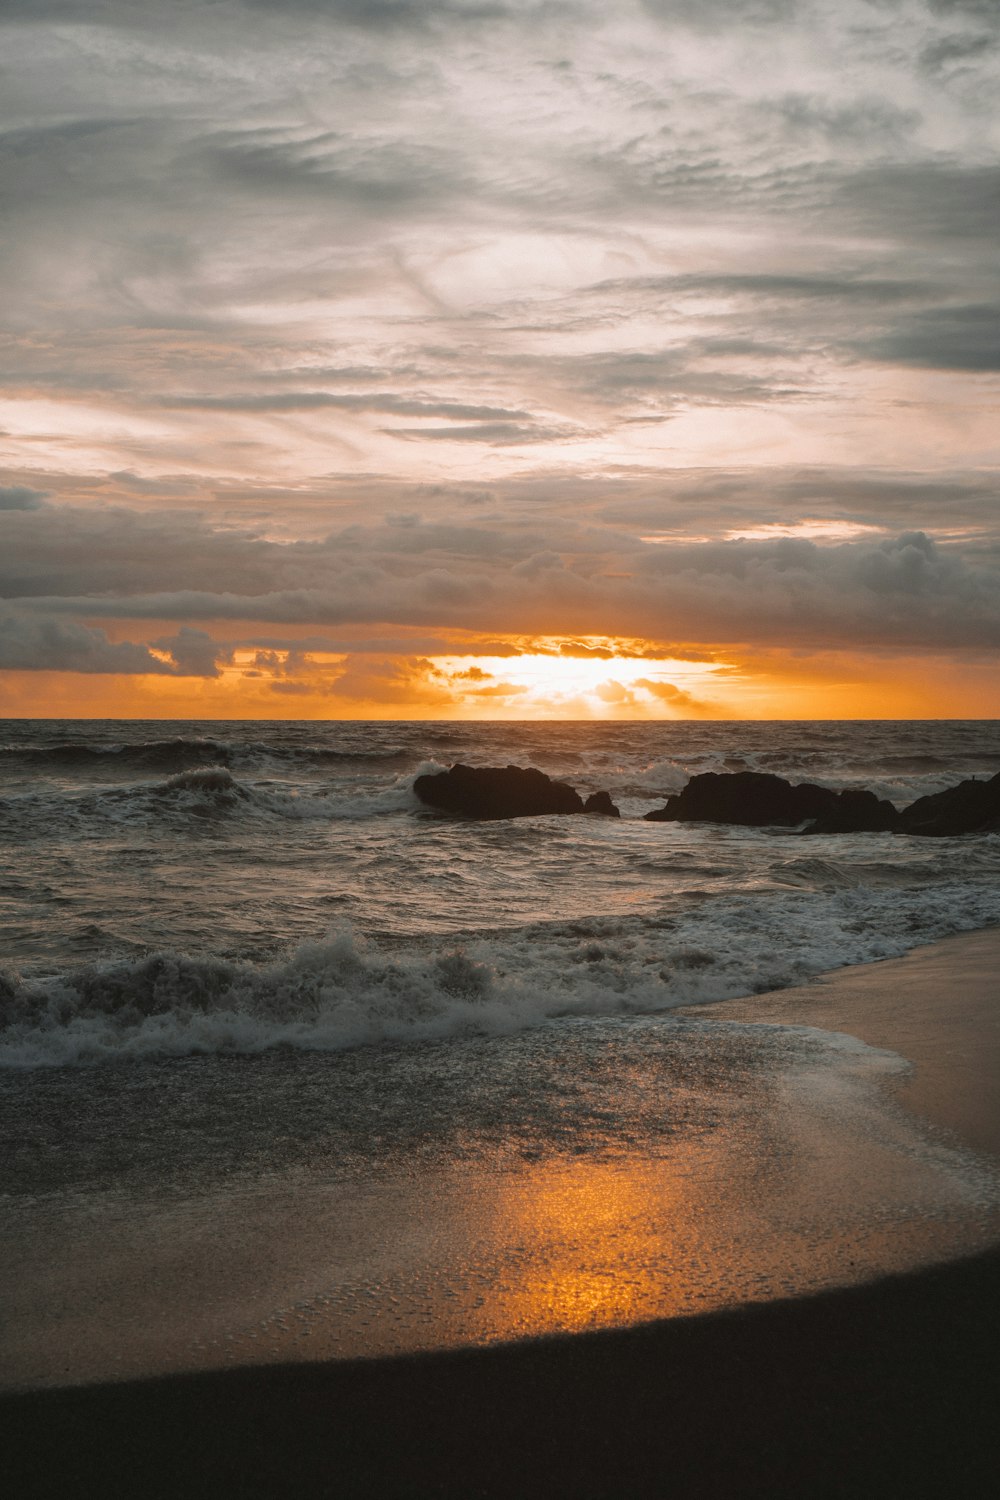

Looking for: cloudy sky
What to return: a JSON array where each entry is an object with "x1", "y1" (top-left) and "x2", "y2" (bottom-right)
[{"x1": 1, "y1": 0, "x2": 998, "y2": 718}]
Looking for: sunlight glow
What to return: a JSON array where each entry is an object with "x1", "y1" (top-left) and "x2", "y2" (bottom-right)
[{"x1": 429, "y1": 642, "x2": 729, "y2": 717}]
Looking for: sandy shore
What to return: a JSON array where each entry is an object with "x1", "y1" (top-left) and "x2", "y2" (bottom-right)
[
  {"x1": 684, "y1": 923, "x2": 1000, "y2": 1160},
  {"x1": 4, "y1": 927, "x2": 1000, "y2": 1497}
]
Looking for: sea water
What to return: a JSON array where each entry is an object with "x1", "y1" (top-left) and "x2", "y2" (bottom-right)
[{"x1": 3, "y1": 719, "x2": 1000, "y2": 1386}]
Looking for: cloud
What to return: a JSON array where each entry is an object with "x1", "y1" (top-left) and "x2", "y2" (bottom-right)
[
  {"x1": 597, "y1": 467, "x2": 1000, "y2": 539},
  {"x1": 0, "y1": 613, "x2": 175, "y2": 674},
  {"x1": 385, "y1": 421, "x2": 575, "y2": 444},
  {"x1": 0, "y1": 504, "x2": 279, "y2": 599},
  {"x1": 920, "y1": 31, "x2": 996, "y2": 73},
  {"x1": 852, "y1": 304, "x2": 1000, "y2": 371},
  {"x1": 239, "y1": 0, "x2": 522, "y2": 28},
  {"x1": 162, "y1": 392, "x2": 532, "y2": 419},
  {"x1": 152, "y1": 626, "x2": 228, "y2": 677},
  {"x1": 927, "y1": 0, "x2": 1000, "y2": 20},
  {"x1": 834, "y1": 164, "x2": 1000, "y2": 246},
  {"x1": 634, "y1": 678, "x2": 711, "y2": 713},
  {"x1": 587, "y1": 272, "x2": 932, "y2": 305},
  {"x1": 326, "y1": 655, "x2": 453, "y2": 706},
  {"x1": 7, "y1": 497, "x2": 1000, "y2": 652},
  {"x1": 0, "y1": 485, "x2": 46, "y2": 510},
  {"x1": 0, "y1": 0, "x2": 533, "y2": 28},
  {"x1": 640, "y1": 0, "x2": 797, "y2": 21}
]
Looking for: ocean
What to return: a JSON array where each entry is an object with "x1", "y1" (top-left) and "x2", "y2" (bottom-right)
[{"x1": 3, "y1": 718, "x2": 1000, "y2": 1388}]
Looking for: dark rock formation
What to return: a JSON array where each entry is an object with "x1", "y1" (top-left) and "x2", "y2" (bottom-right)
[
  {"x1": 583, "y1": 790, "x2": 621, "y2": 818},
  {"x1": 414, "y1": 763, "x2": 589, "y2": 820},
  {"x1": 415, "y1": 762, "x2": 1000, "y2": 834},
  {"x1": 897, "y1": 771, "x2": 1000, "y2": 837},
  {"x1": 806, "y1": 788, "x2": 899, "y2": 835},
  {"x1": 643, "y1": 771, "x2": 898, "y2": 833}
]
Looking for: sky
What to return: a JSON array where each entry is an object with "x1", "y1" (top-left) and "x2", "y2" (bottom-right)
[{"x1": 1, "y1": 0, "x2": 998, "y2": 720}]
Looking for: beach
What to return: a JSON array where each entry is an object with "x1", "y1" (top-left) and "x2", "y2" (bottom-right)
[
  {"x1": 4, "y1": 926, "x2": 1000, "y2": 1499},
  {"x1": 5, "y1": 0, "x2": 1000, "y2": 1490}
]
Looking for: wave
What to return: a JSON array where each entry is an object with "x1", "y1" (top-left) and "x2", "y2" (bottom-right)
[
  {"x1": 0, "y1": 764, "x2": 423, "y2": 836},
  {"x1": 768, "y1": 857, "x2": 945, "y2": 891},
  {"x1": 4, "y1": 885, "x2": 998, "y2": 1068},
  {"x1": 0, "y1": 736, "x2": 233, "y2": 773},
  {"x1": 0, "y1": 736, "x2": 416, "y2": 778},
  {"x1": 5, "y1": 728, "x2": 999, "y2": 814}
]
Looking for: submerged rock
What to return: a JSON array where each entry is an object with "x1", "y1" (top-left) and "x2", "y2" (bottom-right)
[
  {"x1": 414, "y1": 763, "x2": 598, "y2": 820},
  {"x1": 643, "y1": 771, "x2": 897, "y2": 833},
  {"x1": 897, "y1": 771, "x2": 1000, "y2": 837}
]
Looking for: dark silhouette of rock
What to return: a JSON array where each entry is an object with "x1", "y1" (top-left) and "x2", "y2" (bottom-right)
[
  {"x1": 805, "y1": 788, "x2": 899, "y2": 835},
  {"x1": 414, "y1": 763, "x2": 587, "y2": 819},
  {"x1": 415, "y1": 763, "x2": 1000, "y2": 834},
  {"x1": 583, "y1": 790, "x2": 621, "y2": 817},
  {"x1": 644, "y1": 771, "x2": 897, "y2": 833},
  {"x1": 897, "y1": 771, "x2": 1000, "y2": 837}
]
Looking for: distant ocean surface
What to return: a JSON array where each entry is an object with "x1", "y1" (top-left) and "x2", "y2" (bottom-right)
[
  {"x1": 4, "y1": 718, "x2": 1000, "y2": 1069},
  {"x1": 3, "y1": 718, "x2": 1000, "y2": 1384}
]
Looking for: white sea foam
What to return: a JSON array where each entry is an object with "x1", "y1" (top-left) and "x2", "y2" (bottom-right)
[{"x1": 4, "y1": 881, "x2": 998, "y2": 1068}]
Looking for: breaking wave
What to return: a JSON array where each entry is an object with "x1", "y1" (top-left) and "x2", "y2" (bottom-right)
[{"x1": 4, "y1": 882, "x2": 998, "y2": 1068}]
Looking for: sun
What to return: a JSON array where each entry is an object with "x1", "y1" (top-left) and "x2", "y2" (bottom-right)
[{"x1": 429, "y1": 639, "x2": 730, "y2": 718}]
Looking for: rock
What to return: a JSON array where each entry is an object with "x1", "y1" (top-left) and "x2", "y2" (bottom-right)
[
  {"x1": 413, "y1": 763, "x2": 587, "y2": 820},
  {"x1": 804, "y1": 788, "x2": 899, "y2": 835},
  {"x1": 897, "y1": 771, "x2": 1000, "y2": 837},
  {"x1": 583, "y1": 790, "x2": 621, "y2": 817},
  {"x1": 644, "y1": 771, "x2": 898, "y2": 833},
  {"x1": 645, "y1": 771, "x2": 826, "y2": 826}
]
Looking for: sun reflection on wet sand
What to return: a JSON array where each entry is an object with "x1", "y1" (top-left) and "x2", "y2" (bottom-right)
[
  {"x1": 482, "y1": 1161, "x2": 673, "y2": 1336},
  {"x1": 6, "y1": 1009, "x2": 1000, "y2": 1391}
]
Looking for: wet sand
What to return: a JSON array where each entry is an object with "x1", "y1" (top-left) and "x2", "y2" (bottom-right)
[
  {"x1": 3, "y1": 927, "x2": 1000, "y2": 1497},
  {"x1": 685, "y1": 923, "x2": 1000, "y2": 1160}
]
